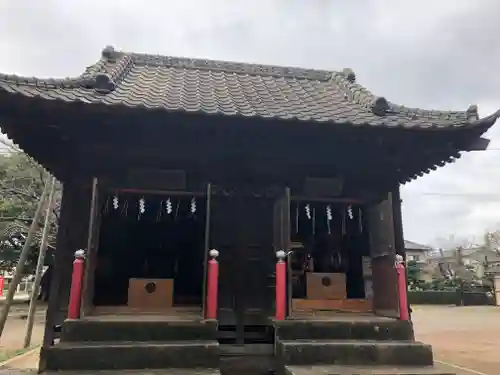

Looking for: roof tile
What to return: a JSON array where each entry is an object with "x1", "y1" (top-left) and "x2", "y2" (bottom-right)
[{"x1": 0, "y1": 45, "x2": 498, "y2": 129}]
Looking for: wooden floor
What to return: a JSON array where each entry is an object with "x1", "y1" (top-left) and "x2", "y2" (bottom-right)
[
  {"x1": 85, "y1": 306, "x2": 204, "y2": 321},
  {"x1": 287, "y1": 311, "x2": 396, "y2": 322},
  {"x1": 84, "y1": 305, "x2": 395, "y2": 323}
]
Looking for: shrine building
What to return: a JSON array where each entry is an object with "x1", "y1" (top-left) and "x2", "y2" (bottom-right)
[{"x1": 0, "y1": 46, "x2": 498, "y2": 374}]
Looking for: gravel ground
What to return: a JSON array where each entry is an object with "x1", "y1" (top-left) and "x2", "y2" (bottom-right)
[
  {"x1": 412, "y1": 305, "x2": 500, "y2": 375},
  {"x1": 1, "y1": 304, "x2": 499, "y2": 374}
]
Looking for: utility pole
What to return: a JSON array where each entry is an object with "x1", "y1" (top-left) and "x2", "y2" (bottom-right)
[
  {"x1": 0, "y1": 178, "x2": 50, "y2": 338},
  {"x1": 455, "y1": 246, "x2": 465, "y2": 306},
  {"x1": 23, "y1": 177, "x2": 56, "y2": 348}
]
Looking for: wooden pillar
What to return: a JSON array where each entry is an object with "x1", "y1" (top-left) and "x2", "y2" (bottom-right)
[
  {"x1": 81, "y1": 178, "x2": 100, "y2": 317},
  {"x1": 39, "y1": 181, "x2": 91, "y2": 370},
  {"x1": 367, "y1": 192, "x2": 399, "y2": 318},
  {"x1": 202, "y1": 183, "x2": 212, "y2": 318},
  {"x1": 391, "y1": 187, "x2": 404, "y2": 257},
  {"x1": 392, "y1": 185, "x2": 413, "y2": 324}
]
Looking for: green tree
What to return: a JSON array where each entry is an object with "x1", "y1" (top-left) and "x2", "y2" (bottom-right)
[
  {"x1": 406, "y1": 260, "x2": 423, "y2": 290},
  {"x1": 0, "y1": 142, "x2": 60, "y2": 274}
]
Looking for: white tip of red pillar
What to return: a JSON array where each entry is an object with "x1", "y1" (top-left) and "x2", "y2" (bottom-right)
[
  {"x1": 276, "y1": 250, "x2": 286, "y2": 261},
  {"x1": 209, "y1": 249, "x2": 219, "y2": 259},
  {"x1": 74, "y1": 249, "x2": 85, "y2": 259}
]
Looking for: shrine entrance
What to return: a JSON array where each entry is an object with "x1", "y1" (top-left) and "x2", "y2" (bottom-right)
[{"x1": 210, "y1": 190, "x2": 283, "y2": 344}]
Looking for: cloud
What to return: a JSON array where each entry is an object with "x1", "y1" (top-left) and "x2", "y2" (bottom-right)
[{"x1": 0, "y1": 0, "x2": 499, "y2": 246}]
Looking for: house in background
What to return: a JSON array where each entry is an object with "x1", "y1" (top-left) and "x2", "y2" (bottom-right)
[
  {"x1": 405, "y1": 239, "x2": 500, "y2": 285},
  {"x1": 424, "y1": 247, "x2": 500, "y2": 282},
  {"x1": 404, "y1": 240, "x2": 435, "y2": 283},
  {"x1": 466, "y1": 248, "x2": 500, "y2": 279},
  {"x1": 404, "y1": 240, "x2": 431, "y2": 263}
]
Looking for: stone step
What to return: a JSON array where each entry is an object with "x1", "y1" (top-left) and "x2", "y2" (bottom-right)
[
  {"x1": 274, "y1": 319, "x2": 413, "y2": 341},
  {"x1": 285, "y1": 365, "x2": 454, "y2": 375},
  {"x1": 43, "y1": 341, "x2": 220, "y2": 370},
  {"x1": 61, "y1": 319, "x2": 217, "y2": 342},
  {"x1": 276, "y1": 340, "x2": 433, "y2": 366}
]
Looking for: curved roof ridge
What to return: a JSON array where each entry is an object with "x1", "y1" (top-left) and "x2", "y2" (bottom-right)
[
  {"x1": 476, "y1": 108, "x2": 500, "y2": 127},
  {"x1": 330, "y1": 69, "x2": 478, "y2": 120},
  {"x1": 0, "y1": 55, "x2": 105, "y2": 90},
  {"x1": 0, "y1": 47, "x2": 135, "y2": 94},
  {"x1": 0, "y1": 72, "x2": 93, "y2": 89}
]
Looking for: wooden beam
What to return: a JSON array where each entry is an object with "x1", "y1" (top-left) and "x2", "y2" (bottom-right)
[
  {"x1": 291, "y1": 196, "x2": 364, "y2": 204},
  {"x1": 465, "y1": 137, "x2": 490, "y2": 151},
  {"x1": 366, "y1": 193, "x2": 399, "y2": 318},
  {"x1": 110, "y1": 187, "x2": 207, "y2": 197}
]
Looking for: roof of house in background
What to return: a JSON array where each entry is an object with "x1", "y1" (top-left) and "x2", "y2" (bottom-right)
[
  {"x1": 427, "y1": 247, "x2": 478, "y2": 261},
  {"x1": 404, "y1": 240, "x2": 432, "y2": 252},
  {"x1": 0, "y1": 45, "x2": 499, "y2": 129},
  {"x1": 467, "y1": 248, "x2": 500, "y2": 263},
  {"x1": 486, "y1": 264, "x2": 500, "y2": 274},
  {"x1": 425, "y1": 246, "x2": 500, "y2": 263}
]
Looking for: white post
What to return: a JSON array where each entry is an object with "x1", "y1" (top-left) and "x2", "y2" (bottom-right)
[{"x1": 494, "y1": 275, "x2": 500, "y2": 307}]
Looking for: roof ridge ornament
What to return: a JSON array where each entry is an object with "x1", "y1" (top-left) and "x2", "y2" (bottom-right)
[
  {"x1": 342, "y1": 68, "x2": 356, "y2": 83},
  {"x1": 466, "y1": 104, "x2": 479, "y2": 120},
  {"x1": 371, "y1": 96, "x2": 389, "y2": 116},
  {"x1": 102, "y1": 45, "x2": 116, "y2": 59},
  {"x1": 93, "y1": 73, "x2": 116, "y2": 94}
]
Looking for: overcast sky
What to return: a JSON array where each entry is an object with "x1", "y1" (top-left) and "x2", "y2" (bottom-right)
[{"x1": 0, "y1": 0, "x2": 499, "y2": 247}]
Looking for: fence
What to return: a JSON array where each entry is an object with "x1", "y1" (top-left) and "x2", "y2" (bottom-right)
[
  {"x1": 408, "y1": 290, "x2": 495, "y2": 306},
  {"x1": 3, "y1": 279, "x2": 33, "y2": 295}
]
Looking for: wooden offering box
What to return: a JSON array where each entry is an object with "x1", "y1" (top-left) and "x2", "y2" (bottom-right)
[
  {"x1": 306, "y1": 272, "x2": 346, "y2": 300},
  {"x1": 127, "y1": 278, "x2": 173, "y2": 309}
]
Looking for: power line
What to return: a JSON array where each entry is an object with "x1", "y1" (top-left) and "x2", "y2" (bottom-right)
[{"x1": 405, "y1": 191, "x2": 500, "y2": 198}]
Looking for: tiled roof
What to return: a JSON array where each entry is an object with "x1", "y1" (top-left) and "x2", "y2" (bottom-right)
[
  {"x1": 404, "y1": 240, "x2": 431, "y2": 251},
  {"x1": 486, "y1": 265, "x2": 500, "y2": 274},
  {"x1": 0, "y1": 45, "x2": 499, "y2": 128},
  {"x1": 468, "y1": 248, "x2": 500, "y2": 263}
]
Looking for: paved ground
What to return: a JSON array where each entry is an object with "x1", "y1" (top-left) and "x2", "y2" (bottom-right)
[
  {"x1": 0, "y1": 303, "x2": 45, "y2": 373},
  {"x1": 0, "y1": 304, "x2": 499, "y2": 374},
  {"x1": 0, "y1": 305, "x2": 45, "y2": 351},
  {"x1": 412, "y1": 305, "x2": 500, "y2": 375}
]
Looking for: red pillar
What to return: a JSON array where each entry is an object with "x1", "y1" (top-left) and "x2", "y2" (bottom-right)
[
  {"x1": 0, "y1": 276, "x2": 4, "y2": 297},
  {"x1": 67, "y1": 249, "x2": 86, "y2": 319},
  {"x1": 205, "y1": 249, "x2": 219, "y2": 320},
  {"x1": 395, "y1": 254, "x2": 409, "y2": 321},
  {"x1": 275, "y1": 250, "x2": 286, "y2": 321}
]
